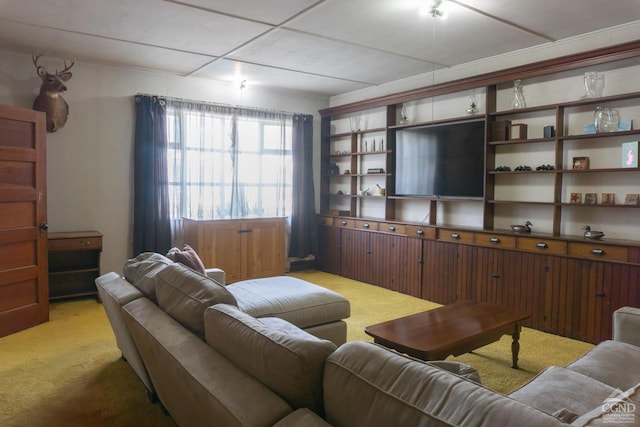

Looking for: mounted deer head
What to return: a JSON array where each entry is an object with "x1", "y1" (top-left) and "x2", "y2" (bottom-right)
[{"x1": 32, "y1": 51, "x2": 74, "y2": 133}]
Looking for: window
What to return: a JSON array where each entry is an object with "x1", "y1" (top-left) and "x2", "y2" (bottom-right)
[{"x1": 166, "y1": 100, "x2": 292, "y2": 224}]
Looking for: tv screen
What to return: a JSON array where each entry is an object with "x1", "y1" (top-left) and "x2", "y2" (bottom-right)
[{"x1": 395, "y1": 120, "x2": 485, "y2": 198}]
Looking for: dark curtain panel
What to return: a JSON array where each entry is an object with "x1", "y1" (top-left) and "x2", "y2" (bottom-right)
[
  {"x1": 133, "y1": 95, "x2": 171, "y2": 255},
  {"x1": 289, "y1": 114, "x2": 317, "y2": 258}
]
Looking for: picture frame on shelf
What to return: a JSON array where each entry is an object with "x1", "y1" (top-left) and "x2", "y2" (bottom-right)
[
  {"x1": 621, "y1": 141, "x2": 638, "y2": 168},
  {"x1": 573, "y1": 156, "x2": 590, "y2": 170},
  {"x1": 624, "y1": 193, "x2": 640, "y2": 205},
  {"x1": 584, "y1": 193, "x2": 597, "y2": 205},
  {"x1": 601, "y1": 193, "x2": 615, "y2": 205},
  {"x1": 570, "y1": 192, "x2": 582, "y2": 204}
]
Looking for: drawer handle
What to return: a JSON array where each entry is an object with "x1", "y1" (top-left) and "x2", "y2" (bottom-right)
[
  {"x1": 388, "y1": 226, "x2": 396, "y2": 231},
  {"x1": 536, "y1": 242, "x2": 548, "y2": 249},
  {"x1": 490, "y1": 237, "x2": 500, "y2": 243},
  {"x1": 595, "y1": 291, "x2": 606, "y2": 297},
  {"x1": 416, "y1": 229, "x2": 424, "y2": 235},
  {"x1": 590, "y1": 249, "x2": 605, "y2": 255},
  {"x1": 341, "y1": 220, "x2": 347, "y2": 226},
  {"x1": 451, "y1": 233, "x2": 460, "y2": 239},
  {"x1": 363, "y1": 223, "x2": 370, "y2": 229}
]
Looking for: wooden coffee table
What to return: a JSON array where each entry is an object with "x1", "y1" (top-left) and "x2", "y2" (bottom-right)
[{"x1": 365, "y1": 300, "x2": 530, "y2": 368}]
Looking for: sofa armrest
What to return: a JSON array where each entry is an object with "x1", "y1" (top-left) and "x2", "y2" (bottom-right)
[
  {"x1": 206, "y1": 268, "x2": 226, "y2": 286},
  {"x1": 613, "y1": 306, "x2": 640, "y2": 347}
]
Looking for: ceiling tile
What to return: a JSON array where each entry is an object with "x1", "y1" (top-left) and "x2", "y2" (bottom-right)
[
  {"x1": 0, "y1": 21, "x2": 213, "y2": 75},
  {"x1": 228, "y1": 28, "x2": 435, "y2": 84},
  {"x1": 194, "y1": 58, "x2": 370, "y2": 96},
  {"x1": 174, "y1": 0, "x2": 321, "y2": 24},
  {"x1": 457, "y1": 0, "x2": 640, "y2": 40},
  {"x1": 0, "y1": 0, "x2": 272, "y2": 56}
]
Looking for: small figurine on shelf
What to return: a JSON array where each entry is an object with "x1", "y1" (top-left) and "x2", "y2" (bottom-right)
[{"x1": 583, "y1": 225, "x2": 605, "y2": 240}]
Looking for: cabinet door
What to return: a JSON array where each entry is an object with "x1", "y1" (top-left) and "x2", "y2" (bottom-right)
[
  {"x1": 194, "y1": 221, "x2": 243, "y2": 282},
  {"x1": 422, "y1": 240, "x2": 472, "y2": 304},
  {"x1": 317, "y1": 225, "x2": 341, "y2": 275},
  {"x1": 601, "y1": 263, "x2": 640, "y2": 342},
  {"x1": 245, "y1": 219, "x2": 285, "y2": 279},
  {"x1": 368, "y1": 233, "x2": 421, "y2": 296},
  {"x1": 340, "y1": 228, "x2": 370, "y2": 283}
]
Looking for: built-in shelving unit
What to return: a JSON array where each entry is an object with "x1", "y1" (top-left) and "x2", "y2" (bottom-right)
[{"x1": 320, "y1": 40, "x2": 640, "y2": 242}]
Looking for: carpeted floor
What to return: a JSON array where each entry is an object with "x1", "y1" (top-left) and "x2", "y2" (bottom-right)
[{"x1": 0, "y1": 270, "x2": 594, "y2": 426}]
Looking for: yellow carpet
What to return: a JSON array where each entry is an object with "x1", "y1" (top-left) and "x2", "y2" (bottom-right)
[
  {"x1": 0, "y1": 270, "x2": 594, "y2": 426},
  {"x1": 291, "y1": 270, "x2": 594, "y2": 394}
]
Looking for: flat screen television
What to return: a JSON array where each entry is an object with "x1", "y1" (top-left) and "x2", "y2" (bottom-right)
[{"x1": 395, "y1": 120, "x2": 485, "y2": 198}]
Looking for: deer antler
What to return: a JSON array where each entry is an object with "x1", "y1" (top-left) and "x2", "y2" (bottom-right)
[
  {"x1": 32, "y1": 50, "x2": 48, "y2": 73},
  {"x1": 56, "y1": 59, "x2": 75, "y2": 75}
]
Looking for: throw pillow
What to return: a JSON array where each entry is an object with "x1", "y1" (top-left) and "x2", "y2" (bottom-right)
[
  {"x1": 167, "y1": 244, "x2": 206, "y2": 274},
  {"x1": 155, "y1": 263, "x2": 237, "y2": 338},
  {"x1": 122, "y1": 252, "x2": 173, "y2": 301},
  {"x1": 204, "y1": 304, "x2": 337, "y2": 416}
]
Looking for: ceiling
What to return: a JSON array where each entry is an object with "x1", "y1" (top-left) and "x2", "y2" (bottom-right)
[{"x1": 1, "y1": 0, "x2": 639, "y2": 97}]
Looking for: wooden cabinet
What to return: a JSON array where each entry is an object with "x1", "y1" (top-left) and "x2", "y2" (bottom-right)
[
  {"x1": 48, "y1": 231, "x2": 102, "y2": 300},
  {"x1": 317, "y1": 215, "x2": 640, "y2": 344},
  {"x1": 183, "y1": 218, "x2": 285, "y2": 283}
]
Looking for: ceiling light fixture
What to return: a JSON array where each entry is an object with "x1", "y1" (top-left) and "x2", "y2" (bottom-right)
[{"x1": 419, "y1": 0, "x2": 447, "y2": 19}]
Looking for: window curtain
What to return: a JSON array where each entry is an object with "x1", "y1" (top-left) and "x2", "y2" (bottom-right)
[
  {"x1": 289, "y1": 114, "x2": 317, "y2": 258},
  {"x1": 133, "y1": 95, "x2": 172, "y2": 255},
  {"x1": 165, "y1": 99, "x2": 292, "y2": 245}
]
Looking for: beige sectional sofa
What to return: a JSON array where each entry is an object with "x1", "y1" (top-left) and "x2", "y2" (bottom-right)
[{"x1": 97, "y1": 253, "x2": 640, "y2": 426}]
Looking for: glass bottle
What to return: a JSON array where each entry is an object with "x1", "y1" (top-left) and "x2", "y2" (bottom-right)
[{"x1": 511, "y1": 79, "x2": 526, "y2": 109}]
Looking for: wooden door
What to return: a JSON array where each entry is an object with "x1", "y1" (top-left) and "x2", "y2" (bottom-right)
[{"x1": 0, "y1": 105, "x2": 48, "y2": 337}]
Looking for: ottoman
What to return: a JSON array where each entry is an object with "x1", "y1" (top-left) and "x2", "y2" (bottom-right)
[{"x1": 227, "y1": 276, "x2": 351, "y2": 345}]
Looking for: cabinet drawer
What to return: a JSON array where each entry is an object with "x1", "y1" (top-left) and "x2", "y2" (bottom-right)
[
  {"x1": 405, "y1": 225, "x2": 436, "y2": 239},
  {"x1": 48, "y1": 237, "x2": 102, "y2": 251},
  {"x1": 517, "y1": 237, "x2": 566, "y2": 255},
  {"x1": 438, "y1": 229, "x2": 474, "y2": 243},
  {"x1": 380, "y1": 223, "x2": 405, "y2": 234},
  {"x1": 335, "y1": 218, "x2": 355, "y2": 228},
  {"x1": 355, "y1": 220, "x2": 379, "y2": 231},
  {"x1": 569, "y1": 242, "x2": 628, "y2": 262},
  {"x1": 475, "y1": 233, "x2": 516, "y2": 248}
]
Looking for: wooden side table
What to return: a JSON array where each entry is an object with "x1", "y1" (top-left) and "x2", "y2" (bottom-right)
[{"x1": 48, "y1": 231, "x2": 103, "y2": 301}]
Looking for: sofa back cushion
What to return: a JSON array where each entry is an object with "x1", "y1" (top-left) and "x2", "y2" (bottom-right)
[
  {"x1": 155, "y1": 263, "x2": 237, "y2": 338},
  {"x1": 204, "y1": 304, "x2": 336, "y2": 415},
  {"x1": 323, "y1": 341, "x2": 566, "y2": 427},
  {"x1": 123, "y1": 252, "x2": 173, "y2": 301}
]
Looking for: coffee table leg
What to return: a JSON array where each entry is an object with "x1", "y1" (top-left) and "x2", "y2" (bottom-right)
[{"x1": 511, "y1": 325, "x2": 521, "y2": 369}]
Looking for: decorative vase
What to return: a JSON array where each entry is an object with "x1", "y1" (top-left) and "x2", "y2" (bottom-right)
[
  {"x1": 582, "y1": 72, "x2": 597, "y2": 98},
  {"x1": 511, "y1": 79, "x2": 526, "y2": 109},
  {"x1": 595, "y1": 73, "x2": 605, "y2": 97},
  {"x1": 594, "y1": 106, "x2": 620, "y2": 133}
]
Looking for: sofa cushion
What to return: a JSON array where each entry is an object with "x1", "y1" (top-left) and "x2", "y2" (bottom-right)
[
  {"x1": 227, "y1": 276, "x2": 350, "y2": 328},
  {"x1": 509, "y1": 366, "x2": 616, "y2": 418},
  {"x1": 571, "y1": 383, "x2": 640, "y2": 426},
  {"x1": 204, "y1": 304, "x2": 337, "y2": 416},
  {"x1": 167, "y1": 244, "x2": 206, "y2": 274},
  {"x1": 567, "y1": 340, "x2": 640, "y2": 391},
  {"x1": 123, "y1": 252, "x2": 173, "y2": 301},
  {"x1": 323, "y1": 341, "x2": 566, "y2": 427},
  {"x1": 155, "y1": 263, "x2": 237, "y2": 338}
]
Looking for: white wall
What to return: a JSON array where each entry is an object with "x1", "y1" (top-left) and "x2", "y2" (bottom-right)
[{"x1": 0, "y1": 50, "x2": 328, "y2": 274}]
